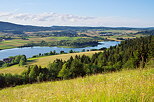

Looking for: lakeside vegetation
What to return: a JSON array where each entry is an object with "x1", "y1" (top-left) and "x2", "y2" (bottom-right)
[
  {"x1": 0, "y1": 51, "x2": 102, "y2": 74},
  {"x1": 19, "y1": 38, "x2": 102, "y2": 48},
  {"x1": 0, "y1": 47, "x2": 102, "y2": 69},
  {"x1": 0, "y1": 36, "x2": 106, "y2": 50},
  {"x1": 0, "y1": 37, "x2": 84, "y2": 50},
  {"x1": 0, "y1": 55, "x2": 27, "y2": 68}
]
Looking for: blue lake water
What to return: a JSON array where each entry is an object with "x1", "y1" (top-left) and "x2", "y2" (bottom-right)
[{"x1": 0, "y1": 41, "x2": 120, "y2": 60}]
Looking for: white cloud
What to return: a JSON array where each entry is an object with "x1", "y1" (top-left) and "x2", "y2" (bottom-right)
[{"x1": 0, "y1": 12, "x2": 153, "y2": 27}]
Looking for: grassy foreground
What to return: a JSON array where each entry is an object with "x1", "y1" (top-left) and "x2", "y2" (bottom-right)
[
  {"x1": 0, "y1": 51, "x2": 102, "y2": 74},
  {"x1": 0, "y1": 68, "x2": 153, "y2": 102}
]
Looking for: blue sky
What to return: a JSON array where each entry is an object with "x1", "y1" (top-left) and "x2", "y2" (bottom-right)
[{"x1": 0, "y1": 0, "x2": 153, "y2": 27}]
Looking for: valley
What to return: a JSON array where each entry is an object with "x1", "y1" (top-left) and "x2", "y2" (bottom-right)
[
  {"x1": 0, "y1": 0, "x2": 154, "y2": 101},
  {"x1": 0, "y1": 21, "x2": 153, "y2": 102}
]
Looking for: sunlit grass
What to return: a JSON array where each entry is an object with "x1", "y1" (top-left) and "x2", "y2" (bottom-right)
[
  {"x1": 28, "y1": 51, "x2": 102, "y2": 67},
  {"x1": 0, "y1": 68, "x2": 153, "y2": 102},
  {"x1": 0, "y1": 65, "x2": 26, "y2": 74}
]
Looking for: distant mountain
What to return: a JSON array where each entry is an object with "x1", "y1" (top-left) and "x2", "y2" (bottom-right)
[
  {"x1": 0, "y1": 21, "x2": 52, "y2": 32},
  {"x1": 0, "y1": 21, "x2": 153, "y2": 32},
  {"x1": 0, "y1": 21, "x2": 113, "y2": 32}
]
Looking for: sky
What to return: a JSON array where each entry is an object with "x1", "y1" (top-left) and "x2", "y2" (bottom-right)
[{"x1": 0, "y1": 0, "x2": 153, "y2": 27}]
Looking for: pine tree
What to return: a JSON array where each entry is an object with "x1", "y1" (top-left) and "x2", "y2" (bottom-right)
[
  {"x1": 58, "y1": 63, "x2": 70, "y2": 79},
  {"x1": 29, "y1": 65, "x2": 39, "y2": 82}
]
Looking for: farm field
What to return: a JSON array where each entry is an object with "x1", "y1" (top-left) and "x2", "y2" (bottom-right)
[
  {"x1": 0, "y1": 37, "x2": 83, "y2": 50},
  {"x1": 0, "y1": 67, "x2": 153, "y2": 102},
  {"x1": 0, "y1": 29, "x2": 144, "y2": 50},
  {"x1": 97, "y1": 30, "x2": 139, "y2": 33}
]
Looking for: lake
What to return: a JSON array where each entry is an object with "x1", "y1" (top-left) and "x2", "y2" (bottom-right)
[{"x1": 0, "y1": 41, "x2": 120, "y2": 60}]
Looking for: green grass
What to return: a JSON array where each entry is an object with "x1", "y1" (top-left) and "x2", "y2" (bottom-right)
[{"x1": 0, "y1": 68, "x2": 153, "y2": 102}]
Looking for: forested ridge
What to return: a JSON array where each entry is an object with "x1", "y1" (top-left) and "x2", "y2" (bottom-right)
[
  {"x1": 0, "y1": 21, "x2": 150, "y2": 32},
  {"x1": 136, "y1": 30, "x2": 154, "y2": 35},
  {"x1": 0, "y1": 36, "x2": 153, "y2": 88}
]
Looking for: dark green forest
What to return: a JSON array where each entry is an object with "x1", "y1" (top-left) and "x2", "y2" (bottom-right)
[
  {"x1": 0, "y1": 36, "x2": 153, "y2": 88},
  {"x1": 135, "y1": 30, "x2": 154, "y2": 35}
]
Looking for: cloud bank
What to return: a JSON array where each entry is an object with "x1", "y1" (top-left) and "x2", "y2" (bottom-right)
[{"x1": 0, "y1": 12, "x2": 153, "y2": 27}]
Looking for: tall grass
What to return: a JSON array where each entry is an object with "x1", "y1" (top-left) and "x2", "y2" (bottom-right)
[
  {"x1": 0, "y1": 65, "x2": 26, "y2": 74},
  {"x1": 0, "y1": 68, "x2": 153, "y2": 102}
]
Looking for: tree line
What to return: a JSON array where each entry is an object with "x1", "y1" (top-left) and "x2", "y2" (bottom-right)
[
  {"x1": 0, "y1": 55, "x2": 27, "y2": 68},
  {"x1": 135, "y1": 30, "x2": 154, "y2": 35},
  {"x1": 20, "y1": 38, "x2": 100, "y2": 48},
  {"x1": 0, "y1": 36, "x2": 153, "y2": 88}
]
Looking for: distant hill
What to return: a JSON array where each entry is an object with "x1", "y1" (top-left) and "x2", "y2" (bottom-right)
[
  {"x1": 0, "y1": 21, "x2": 154, "y2": 32},
  {"x1": 0, "y1": 21, "x2": 52, "y2": 32},
  {"x1": 135, "y1": 30, "x2": 154, "y2": 35}
]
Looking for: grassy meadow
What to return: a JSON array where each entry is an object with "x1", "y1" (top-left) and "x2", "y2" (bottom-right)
[
  {"x1": 0, "y1": 51, "x2": 102, "y2": 74},
  {"x1": 0, "y1": 68, "x2": 153, "y2": 102},
  {"x1": 0, "y1": 65, "x2": 26, "y2": 74}
]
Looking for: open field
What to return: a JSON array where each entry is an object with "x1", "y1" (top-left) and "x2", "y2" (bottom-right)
[
  {"x1": 48, "y1": 37, "x2": 83, "y2": 40},
  {"x1": 0, "y1": 39, "x2": 30, "y2": 49},
  {"x1": 0, "y1": 51, "x2": 102, "y2": 74},
  {"x1": 0, "y1": 68, "x2": 153, "y2": 102},
  {"x1": 97, "y1": 30, "x2": 139, "y2": 33},
  {"x1": 0, "y1": 29, "x2": 144, "y2": 50},
  {"x1": 0, "y1": 65, "x2": 26, "y2": 74},
  {"x1": 0, "y1": 37, "x2": 83, "y2": 50},
  {"x1": 100, "y1": 34, "x2": 147, "y2": 41}
]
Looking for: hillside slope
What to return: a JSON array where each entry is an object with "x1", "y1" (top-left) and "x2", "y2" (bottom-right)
[
  {"x1": 0, "y1": 51, "x2": 102, "y2": 74},
  {"x1": 28, "y1": 51, "x2": 102, "y2": 67},
  {"x1": 0, "y1": 68, "x2": 153, "y2": 102}
]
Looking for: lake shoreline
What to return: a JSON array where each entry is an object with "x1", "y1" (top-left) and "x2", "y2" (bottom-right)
[
  {"x1": 0, "y1": 40, "x2": 119, "y2": 50},
  {"x1": 0, "y1": 41, "x2": 120, "y2": 60}
]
